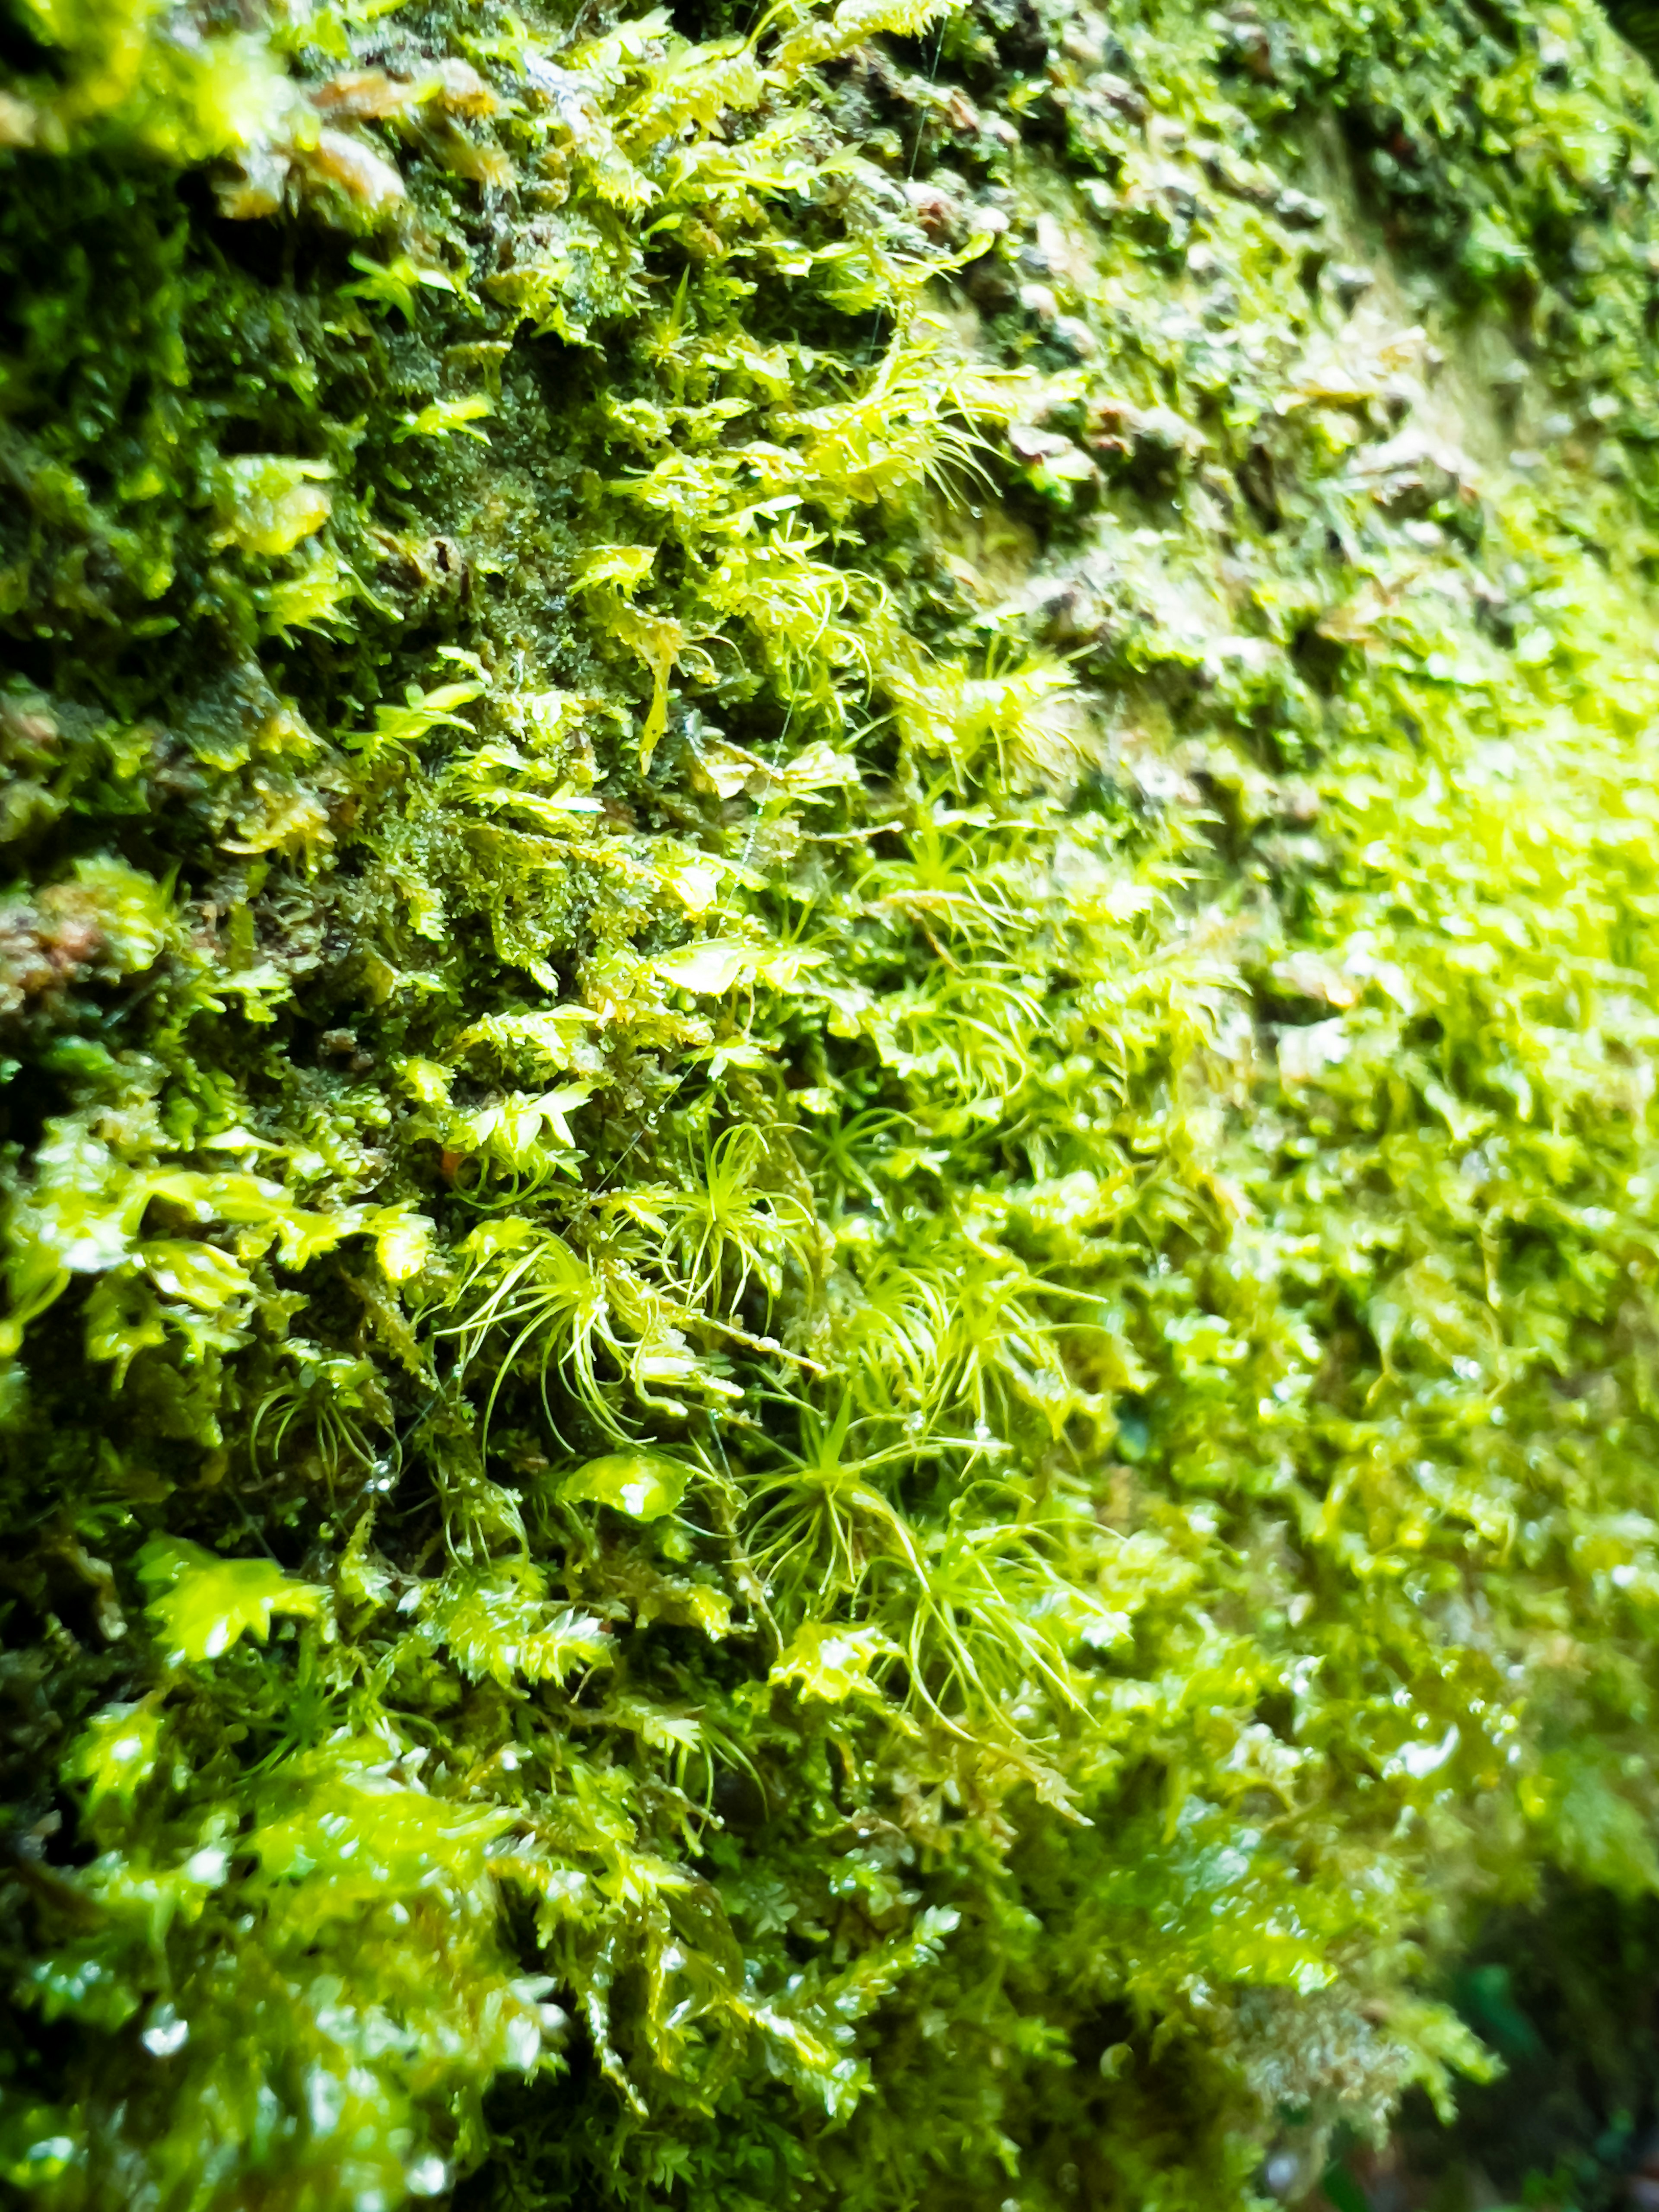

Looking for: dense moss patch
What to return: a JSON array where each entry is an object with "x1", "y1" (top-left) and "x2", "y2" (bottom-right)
[{"x1": 6, "y1": 1, "x2": 1659, "y2": 2209}]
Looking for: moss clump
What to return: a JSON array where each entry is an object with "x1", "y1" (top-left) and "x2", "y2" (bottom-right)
[{"x1": 7, "y1": 0, "x2": 1659, "y2": 2208}]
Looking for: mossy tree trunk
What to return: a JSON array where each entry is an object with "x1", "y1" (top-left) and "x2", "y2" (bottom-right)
[{"x1": 4, "y1": 2, "x2": 1659, "y2": 2209}]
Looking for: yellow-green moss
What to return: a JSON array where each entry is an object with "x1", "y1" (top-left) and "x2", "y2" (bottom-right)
[{"x1": 6, "y1": 1, "x2": 1659, "y2": 2209}]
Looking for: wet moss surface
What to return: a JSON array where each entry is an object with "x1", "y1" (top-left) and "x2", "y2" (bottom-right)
[{"x1": 7, "y1": 0, "x2": 1659, "y2": 2208}]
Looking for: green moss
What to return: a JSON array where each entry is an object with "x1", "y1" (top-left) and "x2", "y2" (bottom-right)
[{"x1": 5, "y1": 0, "x2": 1659, "y2": 2208}]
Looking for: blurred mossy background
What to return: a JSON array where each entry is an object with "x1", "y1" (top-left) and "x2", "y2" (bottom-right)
[{"x1": 9, "y1": 0, "x2": 1659, "y2": 2207}]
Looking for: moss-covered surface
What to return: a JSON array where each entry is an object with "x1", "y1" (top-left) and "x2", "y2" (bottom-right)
[{"x1": 7, "y1": 0, "x2": 1659, "y2": 2207}]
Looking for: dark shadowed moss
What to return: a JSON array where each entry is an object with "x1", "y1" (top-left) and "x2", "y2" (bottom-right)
[{"x1": 6, "y1": 1, "x2": 1659, "y2": 2209}]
